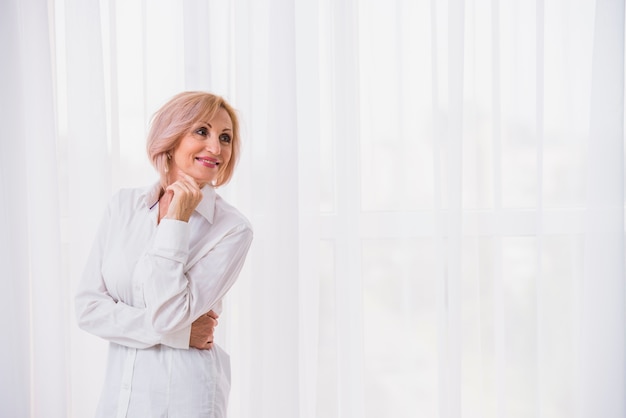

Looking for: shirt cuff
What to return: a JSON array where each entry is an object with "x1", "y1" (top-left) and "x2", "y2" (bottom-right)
[
  {"x1": 160, "y1": 324, "x2": 191, "y2": 349},
  {"x1": 152, "y1": 219, "x2": 190, "y2": 262}
]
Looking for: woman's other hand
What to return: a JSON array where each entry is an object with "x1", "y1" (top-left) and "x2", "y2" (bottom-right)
[{"x1": 189, "y1": 310, "x2": 219, "y2": 350}]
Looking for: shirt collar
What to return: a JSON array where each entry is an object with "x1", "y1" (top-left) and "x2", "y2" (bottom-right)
[
  {"x1": 144, "y1": 182, "x2": 216, "y2": 224},
  {"x1": 196, "y1": 184, "x2": 216, "y2": 223}
]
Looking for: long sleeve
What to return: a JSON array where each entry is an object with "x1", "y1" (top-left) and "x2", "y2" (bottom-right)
[
  {"x1": 74, "y1": 197, "x2": 190, "y2": 349},
  {"x1": 138, "y1": 218, "x2": 253, "y2": 334}
]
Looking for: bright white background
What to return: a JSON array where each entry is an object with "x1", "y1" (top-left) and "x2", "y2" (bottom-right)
[{"x1": 1, "y1": 0, "x2": 625, "y2": 417}]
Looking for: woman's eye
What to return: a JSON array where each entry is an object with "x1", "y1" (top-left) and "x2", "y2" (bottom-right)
[
  {"x1": 196, "y1": 127, "x2": 208, "y2": 136},
  {"x1": 219, "y1": 133, "x2": 232, "y2": 143}
]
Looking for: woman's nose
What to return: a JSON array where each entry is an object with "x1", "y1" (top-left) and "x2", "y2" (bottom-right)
[{"x1": 205, "y1": 133, "x2": 221, "y2": 154}]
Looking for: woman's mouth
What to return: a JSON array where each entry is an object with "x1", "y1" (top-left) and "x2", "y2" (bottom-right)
[{"x1": 196, "y1": 157, "x2": 219, "y2": 167}]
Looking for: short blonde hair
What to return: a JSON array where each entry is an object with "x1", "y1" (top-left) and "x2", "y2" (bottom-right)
[{"x1": 146, "y1": 91, "x2": 241, "y2": 188}]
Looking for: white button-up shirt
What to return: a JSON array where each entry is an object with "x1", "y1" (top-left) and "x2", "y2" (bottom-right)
[{"x1": 75, "y1": 182, "x2": 253, "y2": 417}]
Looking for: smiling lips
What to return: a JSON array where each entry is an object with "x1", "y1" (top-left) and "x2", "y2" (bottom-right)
[{"x1": 196, "y1": 157, "x2": 220, "y2": 167}]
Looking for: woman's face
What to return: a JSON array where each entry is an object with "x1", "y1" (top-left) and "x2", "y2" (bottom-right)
[{"x1": 169, "y1": 108, "x2": 233, "y2": 187}]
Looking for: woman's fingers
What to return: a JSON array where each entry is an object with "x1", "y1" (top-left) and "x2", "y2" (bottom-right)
[
  {"x1": 164, "y1": 171, "x2": 203, "y2": 222},
  {"x1": 189, "y1": 313, "x2": 218, "y2": 350}
]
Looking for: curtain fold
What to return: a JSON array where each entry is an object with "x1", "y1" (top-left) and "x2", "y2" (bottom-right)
[
  {"x1": 21, "y1": 0, "x2": 67, "y2": 415},
  {"x1": 330, "y1": 0, "x2": 366, "y2": 416},
  {"x1": 0, "y1": 0, "x2": 66, "y2": 416},
  {"x1": 1, "y1": 2, "x2": 36, "y2": 416},
  {"x1": 581, "y1": 0, "x2": 625, "y2": 416},
  {"x1": 62, "y1": 0, "x2": 111, "y2": 416},
  {"x1": 0, "y1": 0, "x2": 624, "y2": 417},
  {"x1": 441, "y1": 0, "x2": 465, "y2": 416},
  {"x1": 249, "y1": 0, "x2": 301, "y2": 416},
  {"x1": 294, "y1": 1, "x2": 322, "y2": 417}
]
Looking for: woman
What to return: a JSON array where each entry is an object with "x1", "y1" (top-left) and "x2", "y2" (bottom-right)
[{"x1": 75, "y1": 91, "x2": 253, "y2": 417}]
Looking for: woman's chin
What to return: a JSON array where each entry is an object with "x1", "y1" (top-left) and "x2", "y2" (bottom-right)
[{"x1": 193, "y1": 175, "x2": 214, "y2": 188}]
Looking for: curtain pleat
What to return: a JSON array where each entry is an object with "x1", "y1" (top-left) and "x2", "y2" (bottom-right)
[
  {"x1": 257, "y1": 1, "x2": 300, "y2": 416},
  {"x1": 20, "y1": 0, "x2": 68, "y2": 416},
  {"x1": 443, "y1": 0, "x2": 465, "y2": 417},
  {"x1": 63, "y1": 0, "x2": 111, "y2": 416},
  {"x1": 104, "y1": 0, "x2": 122, "y2": 189},
  {"x1": 581, "y1": 0, "x2": 625, "y2": 416},
  {"x1": 0, "y1": 0, "x2": 67, "y2": 416},
  {"x1": 488, "y1": 1, "x2": 508, "y2": 417},
  {"x1": 294, "y1": 1, "x2": 322, "y2": 417},
  {"x1": 183, "y1": 0, "x2": 211, "y2": 91},
  {"x1": 430, "y1": 1, "x2": 446, "y2": 414},
  {"x1": 331, "y1": 1, "x2": 366, "y2": 417},
  {"x1": 1, "y1": 1, "x2": 38, "y2": 416},
  {"x1": 534, "y1": 1, "x2": 546, "y2": 416}
]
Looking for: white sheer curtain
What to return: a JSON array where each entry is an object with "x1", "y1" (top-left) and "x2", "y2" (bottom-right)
[{"x1": 1, "y1": 0, "x2": 624, "y2": 417}]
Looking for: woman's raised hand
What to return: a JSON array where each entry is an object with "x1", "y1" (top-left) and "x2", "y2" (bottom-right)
[{"x1": 164, "y1": 171, "x2": 203, "y2": 222}]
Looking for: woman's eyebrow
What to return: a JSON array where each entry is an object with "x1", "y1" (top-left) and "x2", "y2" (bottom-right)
[{"x1": 200, "y1": 122, "x2": 232, "y2": 131}]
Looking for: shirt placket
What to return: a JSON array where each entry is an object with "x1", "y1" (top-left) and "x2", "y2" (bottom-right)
[{"x1": 115, "y1": 348, "x2": 137, "y2": 418}]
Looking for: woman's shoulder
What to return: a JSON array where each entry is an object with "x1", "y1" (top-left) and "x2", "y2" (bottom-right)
[
  {"x1": 213, "y1": 194, "x2": 253, "y2": 233},
  {"x1": 108, "y1": 183, "x2": 159, "y2": 213}
]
